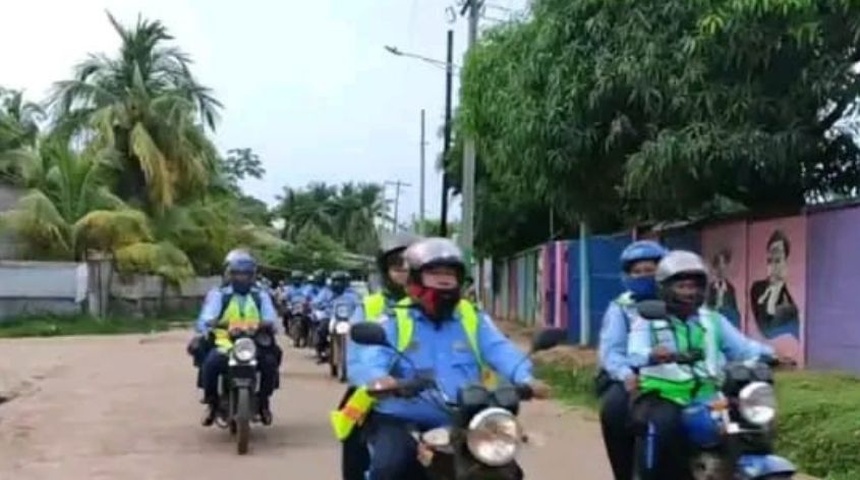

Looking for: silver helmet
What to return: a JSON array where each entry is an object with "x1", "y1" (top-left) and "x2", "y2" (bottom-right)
[
  {"x1": 404, "y1": 237, "x2": 464, "y2": 274},
  {"x1": 655, "y1": 250, "x2": 708, "y2": 284}
]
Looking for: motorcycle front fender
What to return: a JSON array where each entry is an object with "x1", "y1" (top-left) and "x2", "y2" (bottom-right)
[{"x1": 737, "y1": 454, "x2": 796, "y2": 479}]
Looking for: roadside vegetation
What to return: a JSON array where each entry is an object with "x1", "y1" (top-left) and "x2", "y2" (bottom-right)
[{"x1": 0, "y1": 313, "x2": 191, "y2": 338}]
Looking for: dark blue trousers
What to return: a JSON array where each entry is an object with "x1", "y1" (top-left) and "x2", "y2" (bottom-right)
[
  {"x1": 200, "y1": 349, "x2": 278, "y2": 404},
  {"x1": 365, "y1": 415, "x2": 426, "y2": 480}
]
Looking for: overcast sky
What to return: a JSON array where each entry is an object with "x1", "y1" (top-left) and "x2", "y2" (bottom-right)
[{"x1": 0, "y1": 0, "x2": 525, "y2": 223}]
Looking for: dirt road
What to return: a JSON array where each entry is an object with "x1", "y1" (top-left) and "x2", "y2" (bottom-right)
[{"x1": 0, "y1": 330, "x2": 611, "y2": 479}]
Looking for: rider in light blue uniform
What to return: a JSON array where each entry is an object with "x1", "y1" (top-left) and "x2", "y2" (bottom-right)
[
  {"x1": 598, "y1": 240, "x2": 667, "y2": 480},
  {"x1": 283, "y1": 270, "x2": 307, "y2": 304},
  {"x1": 349, "y1": 237, "x2": 550, "y2": 480},
  {"x1": 195, "y1": 252, "x2": 280, "y2": 425},
  {"x1": 312, "y1": 271, "x2": 361, "y2": 363}
]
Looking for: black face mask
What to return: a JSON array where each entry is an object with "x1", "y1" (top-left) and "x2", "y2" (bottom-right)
[{"x1": 232, "y1": 281, "x2": 252, "y2": 295}]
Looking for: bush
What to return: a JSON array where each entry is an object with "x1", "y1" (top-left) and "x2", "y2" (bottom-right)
[
  {"x1": 0, "y1": 313, "x2": 181, "y2": 338},
  {"x1": 536, "y1": 358, "x2": 860, "y2": 479}
]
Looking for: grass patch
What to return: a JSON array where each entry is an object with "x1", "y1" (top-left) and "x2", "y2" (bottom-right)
[
  {"x1": 535, "y1": 357, "x2": 860, "y2": 480},
  {"x1": 0, "y1": 313, "x2": 189, "y2": 338}
]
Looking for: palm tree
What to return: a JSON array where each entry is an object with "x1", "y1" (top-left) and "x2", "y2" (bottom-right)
[
  {"x1": 48, "y1": 11, "x2": 222, "y2": 213},
  {"x1": 0, "y1": 140, "x2": 193, "y2": 282},
  {"x1": 330, "y1": 182, "x2": 389, "y2": 254},
  {"x1": 275, "y1": 183, "x2": 338, "y2": 242},
  {"x1": 0, "y1": 88, "x2": 44, "y2": 163}
]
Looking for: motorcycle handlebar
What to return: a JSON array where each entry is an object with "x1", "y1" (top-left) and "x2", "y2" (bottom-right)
[
  {"x1": 646, "y1": 349, "x2": 704, "y2": 366},
  {"x1": 367, "y1": 377, "x2": 436, "y2": 398}
]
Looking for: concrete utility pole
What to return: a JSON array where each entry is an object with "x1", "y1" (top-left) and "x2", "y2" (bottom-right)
[
  {"x1": 419, "y1": 109, "x2": 427, "y2": 234},
  {"x1": 460, "y1": 0, "x2": 480, "y2": 266},
  {"x1": 385, "y1": 180, "x2": 411, "y2": 232},
  {"x1": 440, "y1": 29, "x2": 454, "y2": 237}
]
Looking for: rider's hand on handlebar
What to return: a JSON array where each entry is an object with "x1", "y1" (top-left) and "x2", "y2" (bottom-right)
[
  {"x1": 368, "y1": 376, "x2": 398, "y2": 392},
  {"x1": 623, "y1": 374, "x2": 639, "y2": 393},
  {"x1": 528, "y1": 379, "x2": 551, "y2": 399},
  {"x1": 649, "y1": 346, "x2": 673, "y2": 363}
]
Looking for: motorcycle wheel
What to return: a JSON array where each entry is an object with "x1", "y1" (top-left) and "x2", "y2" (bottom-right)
[
  {"x1": 235, "y1": 388, "x2": 251, "y2": 455},
  {"x1": 329, "y1": 336, "x2": 339, "y2": 378},
  {"x1": 337, "y1": 336, "x2": 347, "y2": 383},
  {"x1": 289, "y1": 320, "x2": 302, "y2": 348}
]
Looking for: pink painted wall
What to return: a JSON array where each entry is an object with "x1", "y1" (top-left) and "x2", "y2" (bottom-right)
[
  {"x1": 538, "y1": 245, "x2": 547, "y2": 327},
  {"x1": 700, "y1": 216, "x2": 806, "y2": 365},
  {"x1": 746, "y1": 217, "x2": 806, "y2": 363},
  {"x1": 701, "y1": 221, "x2": 750, "y2": 332}
]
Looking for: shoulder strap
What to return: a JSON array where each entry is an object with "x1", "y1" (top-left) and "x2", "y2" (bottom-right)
[
  {"x1": 457, "y1": 300, "x2": 483, "y2": 364},
  {"x1": 218, "y1": 290, "x2": 233, "y2": 319},
  {"x1": 394, "y1": 305, "x2": 413, "y2": 351},
  {"x1": 251, "y1": 290, "x2": 262, "y2": 310},
  {"x1": 613, "y1": 294, "x2": 633, "y2": 332}
]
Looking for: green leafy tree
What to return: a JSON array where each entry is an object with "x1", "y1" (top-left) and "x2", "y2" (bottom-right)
[{"x1": 458, "y1": 0, "x2": 860, "y2": 243}]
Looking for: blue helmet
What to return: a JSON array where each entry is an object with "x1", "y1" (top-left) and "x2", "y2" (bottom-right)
[
  {"x1": 620, "y1": 240, "x2": 667, "y2": 300},
  {"x1": 620, "y1": 240, "x2": 667, "y2": 271},
  {"x1": 226, "y1": 251, "x2": 257, "y2": 274}
]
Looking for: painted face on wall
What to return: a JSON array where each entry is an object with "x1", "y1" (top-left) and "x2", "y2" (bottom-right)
[
  {"x1": 767, "y1": 240, "x2": 788, "y2": 282},
  {"x1": 712, "y1": 253, "x2": 729, "y2": 280}
]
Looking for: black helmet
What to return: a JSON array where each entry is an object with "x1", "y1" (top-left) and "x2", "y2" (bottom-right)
[
  {"x1": 330, "y1": 270, "x2": 350, "y2": 293},
  {"x1": 290, "y1": 270, "x2": 304, "y2": 283},
  {"x1": 312, "y1": 269, "x2": 327, "y2": 286},
  {"x1": 404, "y1": 237, "x2": 465, "y2": 284}
]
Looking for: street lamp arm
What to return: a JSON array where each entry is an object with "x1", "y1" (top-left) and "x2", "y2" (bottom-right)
[{"x1": 383, "y1": 45, "x2": 461, "y2": 71}]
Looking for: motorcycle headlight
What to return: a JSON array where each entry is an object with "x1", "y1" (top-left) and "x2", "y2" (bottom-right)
[
  {"x1": 738, "y1": 381, "x2": 777, "y2": 425},
  {"x1": 233, "y1": 338, "x2": 257, "y2": 362},
  {"x1": 466, "y1": 407, "x2": 522, "y2": 466},
  {"x1": 334, "y1": 304, "x2": 351, "y2": 319},
  {"x1": 335, "y1": 321, "x2": 351, "y2": 335}
]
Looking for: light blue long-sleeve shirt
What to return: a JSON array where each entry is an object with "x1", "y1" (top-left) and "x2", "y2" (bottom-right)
[
  {"x1": 301, "y1": 284, "x2": 320, "y2": 301},
  {"x1": 195, "y1": 285, "x2": 278, "y2": 333},
  {"x1": 627, "y1": 308, "x2": 774, "y2": 369},
  {"x1": 283, "y1": 284, "x2": 307, "y2": 304},
  {"x1": 344, "y1": 293, "x2": 403, "y2": 380},
  {"x1": 311, "y1": 286, "x2": 334, "y2": 311},
  {"x1": 598, "y1": 299, "x2": 636, "y2": 381},
  {"x1": 349, "y1": 306, "x2": 534, "y2": 428}
]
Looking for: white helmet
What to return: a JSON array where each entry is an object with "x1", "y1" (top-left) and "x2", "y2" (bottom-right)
[{"x1": 655, "y1": 250, "x2": 708, "y2": 284}]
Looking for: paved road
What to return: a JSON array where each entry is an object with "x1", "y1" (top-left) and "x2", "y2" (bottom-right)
[{"x1": 0, "y1": 331, "x2": 611, "y2": 479}]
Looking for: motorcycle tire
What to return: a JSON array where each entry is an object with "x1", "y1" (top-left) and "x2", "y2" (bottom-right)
[
  {"x1": 329, "y1": 338, "x2": 338, "y2": 378},
  {"x1": 235, "y1": 388, "x2": 252, "y2": 455},
  {"x1": 337, "y1": 336, "x2": 347, "y2": 383}
]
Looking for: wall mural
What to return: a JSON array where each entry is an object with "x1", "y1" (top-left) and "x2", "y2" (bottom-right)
[{"x1": 701, "y1": 217, "x2": 806, "y2": 364}]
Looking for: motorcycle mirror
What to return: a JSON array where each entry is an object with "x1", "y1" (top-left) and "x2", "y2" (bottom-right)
[
  {"x1": 530, "y1": 328, "x2": 567, "y2": 353},
  {"x1": 636, "y1": 300, "x2": 668, "y2": 320},
  {"x1": 350, "y1": 322, "x2": 391, "y2": 347}
]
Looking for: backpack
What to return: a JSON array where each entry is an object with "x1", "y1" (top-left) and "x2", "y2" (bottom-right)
[{"x1": 218, "y1": 288, "x2": 263, "y2": 319}]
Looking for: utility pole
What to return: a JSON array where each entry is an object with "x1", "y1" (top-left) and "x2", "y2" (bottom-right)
[
  {"x1": 385, "y1": 180, "x2": 410, "y2": 232},
  {"x1": 440, "y1": 29, "x2": 454, "y2": 238},
  {"x1": 419, "y1": 109, "x2": 427, "y2": 234},
  {"x1": 460, "y1": 0, "x2": 480, "y2": 265}
]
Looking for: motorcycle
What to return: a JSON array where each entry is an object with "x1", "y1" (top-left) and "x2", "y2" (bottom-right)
[
  {"x1": 311, "y1": 309, "x2": 329, "y2": 359},
  {"x1": 634, "y1": 300, "x2": 797, "y2": 480},
  {"x1": 214, "y1": 325, "x2": 274, "y2": 455},
  {"x1": 286, "y1": 301, "x2": 310, "y2": 348},
  {"x1": 328, "y1": 302, "x2": 354, "y2": 382},
  {"x1": 350, "y1": 322, "x2": 567, "y2": 480}
]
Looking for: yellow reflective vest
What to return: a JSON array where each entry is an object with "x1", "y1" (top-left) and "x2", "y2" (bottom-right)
[{"x1": 213, "y1": 293, "x2": 262, "y2": 351}]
